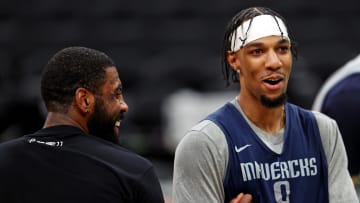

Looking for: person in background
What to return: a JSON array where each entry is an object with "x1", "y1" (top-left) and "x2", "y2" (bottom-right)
[
  {"x1": 0, "y1": 46, "x2": 164, "y2": 203},
  {"x1": 172, "y1": 6, "x2": 358, "y2": 203},
  {"x1": 313, "y1": 54, "x2": 360, "y2": 198}
]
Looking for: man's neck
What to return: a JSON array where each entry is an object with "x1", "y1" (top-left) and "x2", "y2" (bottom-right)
[
  {"x1": 236, "y1": 96, "x2": 285, "y2": 135},
  {"x1": 43, "y1": 112, "x2": 88, "y2": 134}
]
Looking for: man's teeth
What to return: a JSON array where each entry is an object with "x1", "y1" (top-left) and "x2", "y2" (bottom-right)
[{"x1": 115, "y1": 121, "x2": 121, "y2": 127}]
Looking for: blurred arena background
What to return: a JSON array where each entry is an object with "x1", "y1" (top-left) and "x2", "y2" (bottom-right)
[{"x1": 0, "y1": 0, "x2": 359, "y2": 200}]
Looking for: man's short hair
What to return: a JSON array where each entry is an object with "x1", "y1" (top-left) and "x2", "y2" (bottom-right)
[{"x1": 40, "y1": 46, "x2": 115, "y2": 112}]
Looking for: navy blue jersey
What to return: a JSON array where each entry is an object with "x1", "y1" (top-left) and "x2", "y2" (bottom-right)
[
  {"x1": 321, "y1": 73, "x2": 360, "y2": 175},
  {"x1": 206, "y1": 103, "x2": 328, "y2": 203}
]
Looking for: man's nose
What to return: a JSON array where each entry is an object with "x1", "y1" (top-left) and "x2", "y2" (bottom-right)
[
  {"x1": 265, "y1": 50, "x2": 282, "y2": 69},
  {"x1": 120, "y1": 101, "x2": 129, "y2": 112}
]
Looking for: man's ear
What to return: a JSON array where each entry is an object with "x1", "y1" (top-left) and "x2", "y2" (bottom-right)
[
  {"x1": 75, "y1": 88, "x2": 94, "y2": 114},
  {"x1": 226, "y1": 50, "x2": 241, "y2": 72}
]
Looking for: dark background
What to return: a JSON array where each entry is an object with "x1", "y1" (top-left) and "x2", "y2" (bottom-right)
[{"x1": 0, "y1": 0, "x2": 359, "y2": 160}]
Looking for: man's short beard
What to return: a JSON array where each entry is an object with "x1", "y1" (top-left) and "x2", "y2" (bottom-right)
[
  {"x1": 260, "y1": 93, "x2": 287, "y2": 108},
  {"x1": 88, "y1": 99, "x2": 120, "y2": 145}
]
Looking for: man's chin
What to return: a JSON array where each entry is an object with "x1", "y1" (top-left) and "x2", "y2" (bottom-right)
[{"x1": 260, "y1": 93, "x2": 287, "y2": 108}]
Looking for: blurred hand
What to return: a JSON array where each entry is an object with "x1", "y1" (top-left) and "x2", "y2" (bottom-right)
[{"x1": 230, "y1": 193, "x2": 253, "y2": 203}]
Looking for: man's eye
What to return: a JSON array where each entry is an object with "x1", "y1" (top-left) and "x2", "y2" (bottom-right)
[
  {"x1": 250, "y1": 49, "x2": 263, "y2": 55},
  {"x1": 112, "y1": 91, "x2": 123, "y2": 99},
  {"x1": 277, "y1": 46, "x2": 289, "y2": 53}
]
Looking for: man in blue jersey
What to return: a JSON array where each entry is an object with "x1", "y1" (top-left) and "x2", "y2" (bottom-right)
[
  {"x1": 172, "y1": 7, "x2": 358, "y2": 203},
  {"x1": 313, "y1": 54, "x2": 360, "y2": 199}
]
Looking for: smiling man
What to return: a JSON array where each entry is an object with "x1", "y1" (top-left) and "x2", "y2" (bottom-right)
[
  {"x1": 172, "y1": 7, "x2": 358, "y2": 203},
  {"x1": 0, "y1": 47, "x2": 164, "y2": 203}
]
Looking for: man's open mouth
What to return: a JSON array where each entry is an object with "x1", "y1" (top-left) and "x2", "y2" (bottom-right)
[{"x1": 263, "y1": 78, "x2": 283, "y2": 85}]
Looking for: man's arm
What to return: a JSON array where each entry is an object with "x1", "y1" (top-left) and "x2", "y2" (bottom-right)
[{"x1": 172, "y1": 120, "x2": 228, "y2": 203}]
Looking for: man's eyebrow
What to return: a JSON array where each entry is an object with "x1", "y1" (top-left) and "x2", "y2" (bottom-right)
[
  {"x1": 277, "y1": 38, "x2": 290, "y2": 45},
  {"x1": 244, "y1": 38, "x2": 290, "y2": 48}
]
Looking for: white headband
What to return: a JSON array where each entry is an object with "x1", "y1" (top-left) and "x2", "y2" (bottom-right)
[{"x1": 230, "y1": 15, "x2": 290, "y2": 52}]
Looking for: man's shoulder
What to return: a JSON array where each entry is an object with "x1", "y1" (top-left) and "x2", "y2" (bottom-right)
[
  {"x1": 81, "y1": 136, "x2": 154, "y2": 171},
  {"x1": 324, "y1": 73, "x2": 360, "y2": 106},
  {"x1": 289, "y1": 104, "x2": 336, "y2": 128},
  {"x1": 187, "y1": 119, "x2": 224, "y2": 138},
  {"x1": 178, "y1": 119, "x2": 227, "y2": 154}
]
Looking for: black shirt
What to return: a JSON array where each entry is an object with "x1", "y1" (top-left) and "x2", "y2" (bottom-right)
[{"x1": 0, "y1": 125, "x2": 164, "y2": 203}]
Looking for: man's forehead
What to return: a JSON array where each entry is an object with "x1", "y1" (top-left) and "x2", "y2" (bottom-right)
[
  {"x1": 103, "y1": 67, "x2": 121, "y2": 87},
  {"x1": 104, "y1": 66, "x2": 119, "y2": 78}
]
